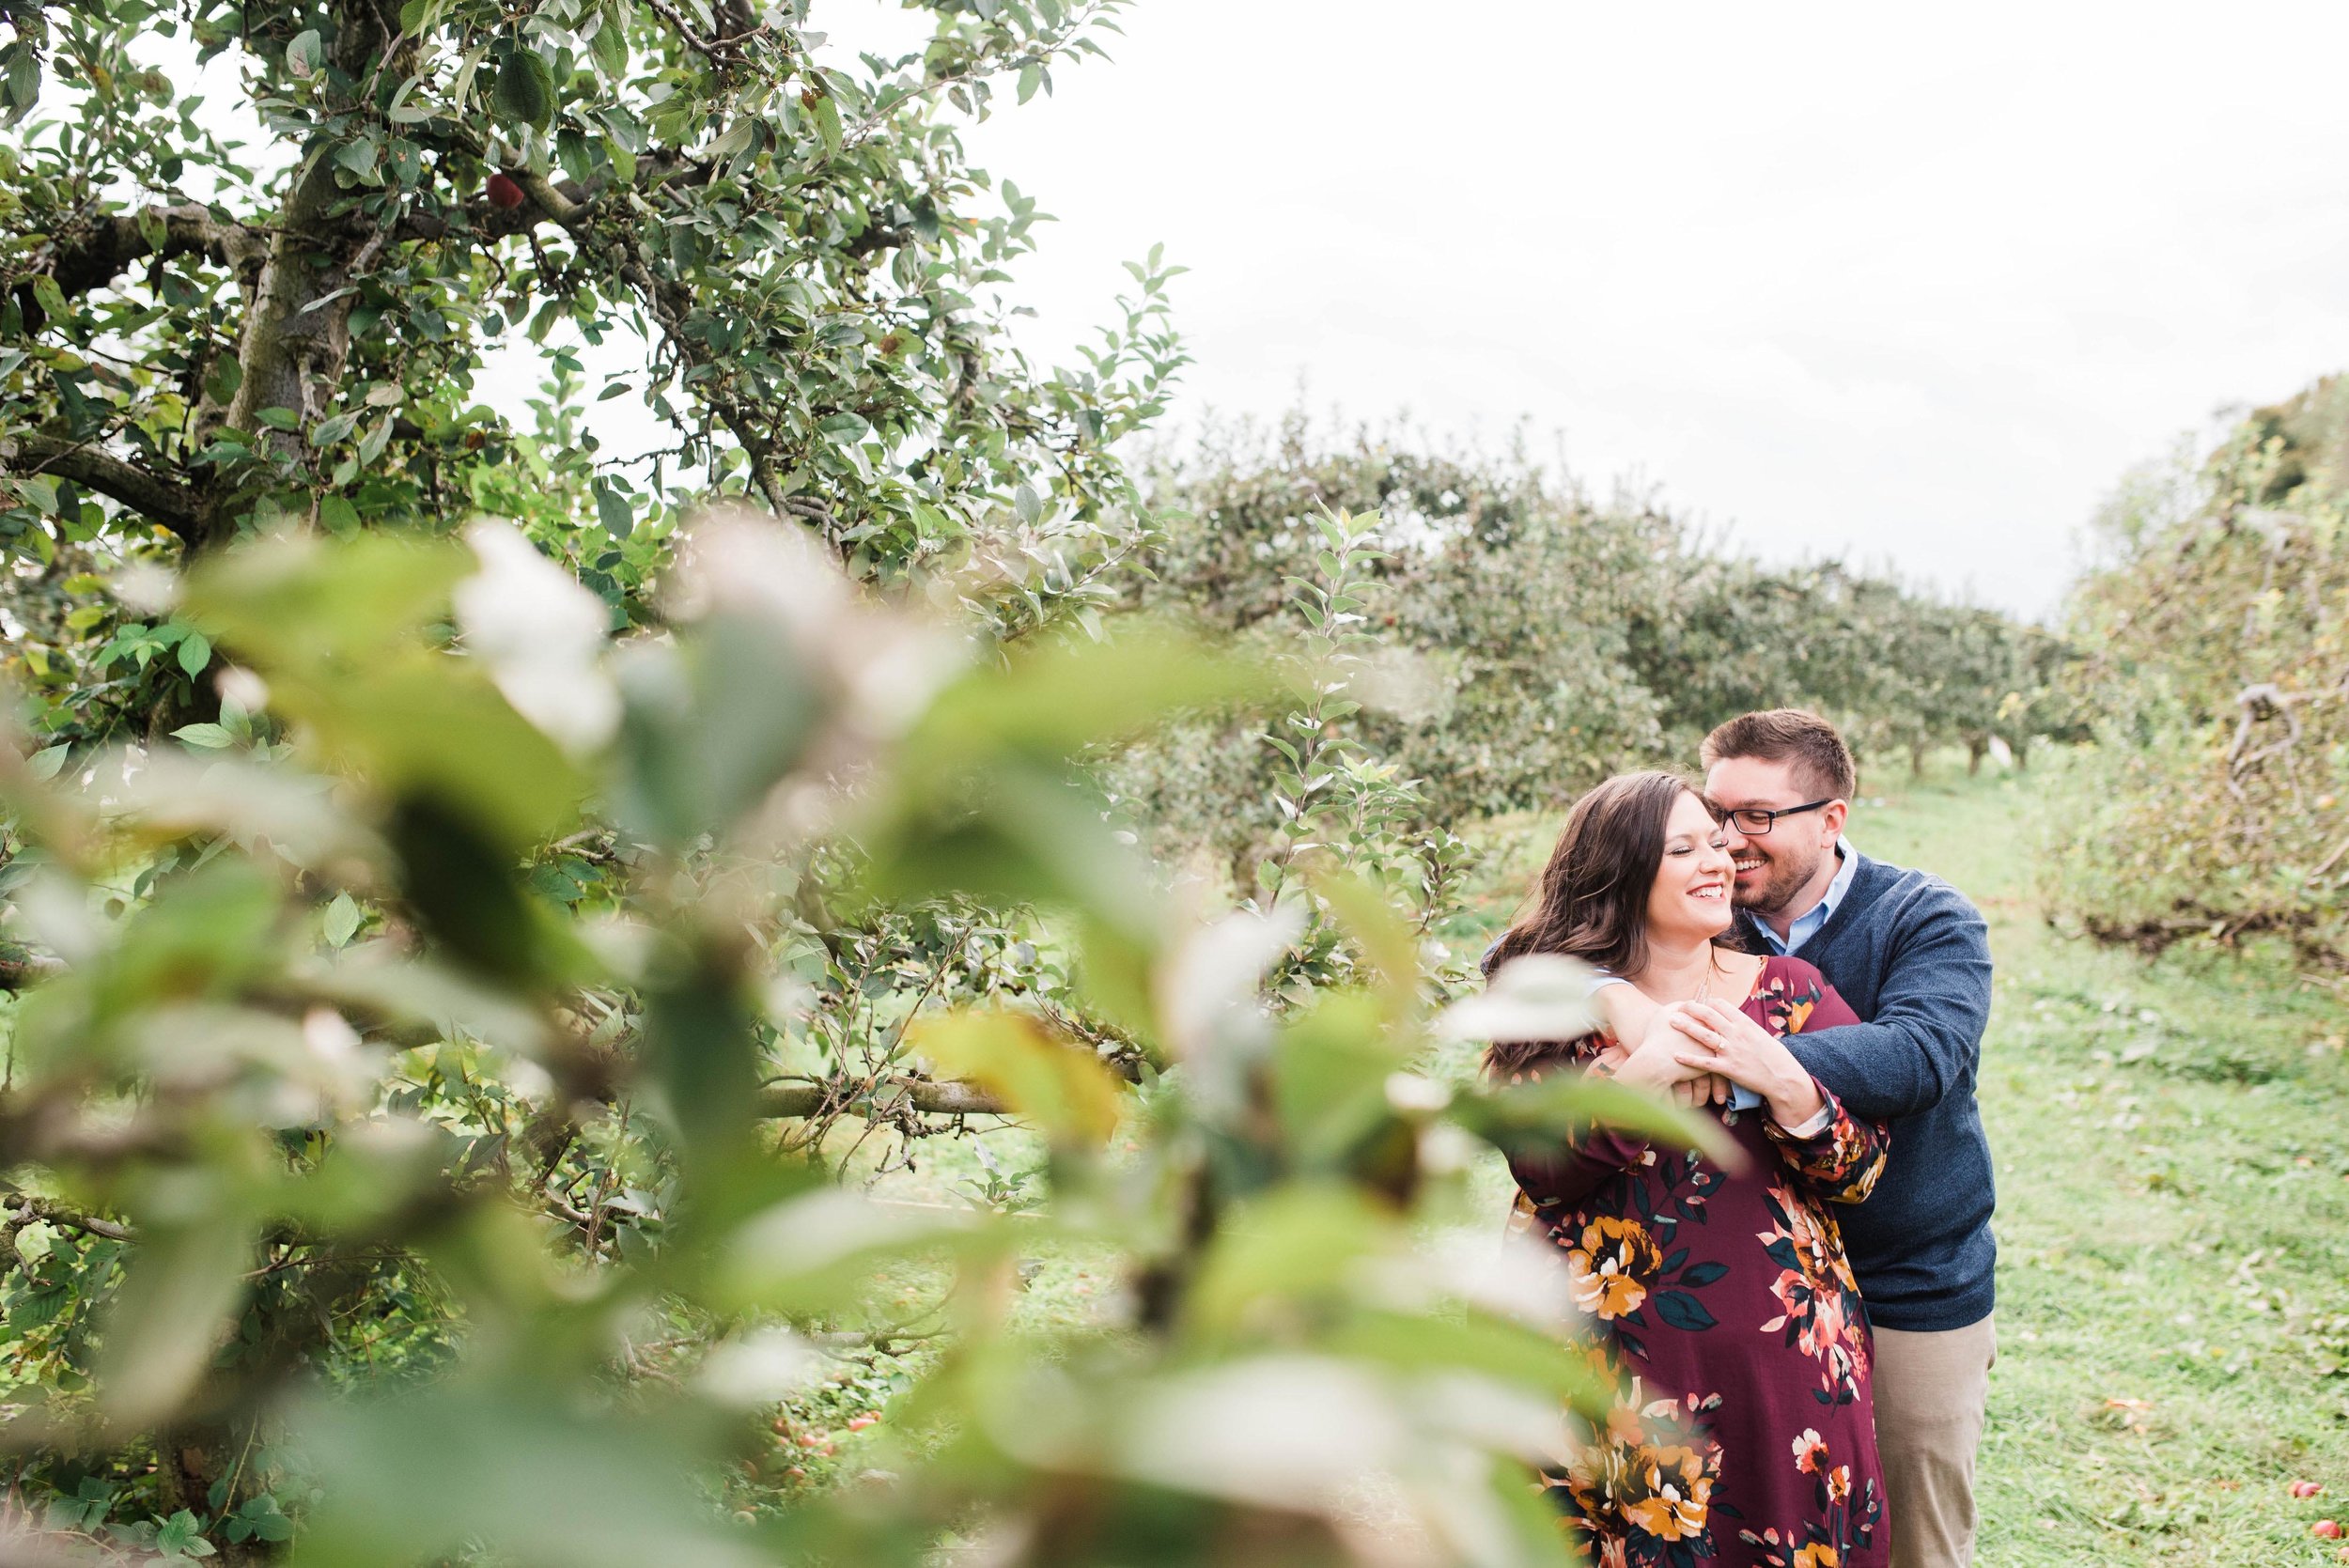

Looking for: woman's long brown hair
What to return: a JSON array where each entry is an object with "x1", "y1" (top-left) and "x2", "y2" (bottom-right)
[{"x1": 1481, "y1": 770, "x2": 1734, "y2": 1078}]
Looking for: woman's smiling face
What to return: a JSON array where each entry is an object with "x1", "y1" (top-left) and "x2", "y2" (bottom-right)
[{"x1": 1645, "y1": 788, "x2": 1735, "y2": 943}]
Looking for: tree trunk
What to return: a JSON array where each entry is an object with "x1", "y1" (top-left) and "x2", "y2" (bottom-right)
[{"x1": 192, "y1": 0, "x2": 408, "y2": 547}]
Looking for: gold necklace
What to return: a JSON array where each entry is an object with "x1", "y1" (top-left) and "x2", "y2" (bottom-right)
[{"x1": 1688, "y1": 947, "x2": 1721, "y2": 1004}]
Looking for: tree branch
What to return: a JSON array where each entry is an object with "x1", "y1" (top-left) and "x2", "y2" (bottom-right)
[
  {"x1": 0, "y1": 942, "x2": 65, "y2": 993},
  {"x1": 757, "y1": 1045, "x2": 1146, "y2": 1123},
  {"x1": 758, "y1": 1076, "x2": 1015, "y2": 1120},
  {"x1": 640, "y1": 0, "x2": 768, "y2": 66},
  {"x1": 29, "y1": 204, "x2": 263, "y2": 304},
  {"x1": 1, "y1": 432, "x2": 200, "y2": 542},
  {"x1": 2, "y1": 1193, "x2": 132, "y2": 1243}
]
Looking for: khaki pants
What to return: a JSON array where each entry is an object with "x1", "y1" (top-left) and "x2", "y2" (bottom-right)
[{"x1": 1874, "y1": 1315, "x2": 1997, "y2": 1568}]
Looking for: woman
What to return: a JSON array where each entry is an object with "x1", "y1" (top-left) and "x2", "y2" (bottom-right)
[{"x1": 1486, "y1": 771, "x2": 1890, "y2": 1568}]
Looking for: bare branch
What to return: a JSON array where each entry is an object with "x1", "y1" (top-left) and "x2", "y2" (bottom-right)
[
  {"x1": 2, "y1": 1193, "x2": 132, "y2": 1243},
  {"x1": 758, "y1": 1076, "x2": 1015, "y2": 1120},
  {"x1": 641, "y1": 0, "x2": 768, "y2": 66}
]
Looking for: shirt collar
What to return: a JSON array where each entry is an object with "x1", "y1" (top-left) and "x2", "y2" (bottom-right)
[
  {"x1": 1757, "y1": 839, "x2": 1859, "y2": 954},
  {"x1": 1812, "y1": 838, "x2": 1859, "y2": 923}
]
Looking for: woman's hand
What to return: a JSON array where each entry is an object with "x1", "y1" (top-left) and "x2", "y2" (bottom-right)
[
  {"x1": 1632, "y1": 1000, "x2": 1730, "y2": 1106},
  {"x1": 1668, "y1": 999, "x2": 1825, "y2": 1128},
  {"x1": 1589, "y1": 995, "x2": 1729, "y2": 1106},
  {"x1": 1598, "y1": 1001, "x2": 1721, "y2": 1099}
]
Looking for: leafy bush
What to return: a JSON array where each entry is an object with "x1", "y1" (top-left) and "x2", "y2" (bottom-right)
[
  {"x1": 1112, "y1": 414, "x2": 2063, "y2": 877},
  {"x1": 2043, "y1": 384, "x2": 2349, "y2": 967}
]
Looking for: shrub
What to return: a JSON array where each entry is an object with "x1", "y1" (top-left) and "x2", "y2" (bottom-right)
[{"x1": 2043, "y1": 383, "x2": 2349, "y2": 967}]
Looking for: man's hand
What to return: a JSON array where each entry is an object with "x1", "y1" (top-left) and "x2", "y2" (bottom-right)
[
  {"x1": 1670, "y1": 998, "x2": 1824, "y2": 1127},
  {"x1": 1629, "y1": 1001, "x2": 1729, "y2": 1106}
]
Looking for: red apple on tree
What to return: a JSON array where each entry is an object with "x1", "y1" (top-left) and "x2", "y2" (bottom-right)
[{"x1": 486, "y1": 172, "x2": 525, "y2": 210}]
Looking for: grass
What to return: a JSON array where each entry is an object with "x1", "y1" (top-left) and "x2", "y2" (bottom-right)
[
  {"x1": 1462, "y1": 762, "x2": 2349, "y2": 1567},
  {"x1": 1900, "y1": 767, "x2": 2349, "y2": 1567}
]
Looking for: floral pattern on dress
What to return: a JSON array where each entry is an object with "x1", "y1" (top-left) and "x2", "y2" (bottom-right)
[
  {"x1": 1737, "y1": 1427, "x2": 1885, "y2": 1568},
  {"x1": 1556, "y1": 1384, "x2": 1726, "y2": 1560},
  {"x1": 1502, "y1": 955, "x2": 1891, "y2": 1568}
]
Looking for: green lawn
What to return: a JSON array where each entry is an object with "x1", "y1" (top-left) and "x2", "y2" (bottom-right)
[{"x1": 1468, "y1": 763, "x2": 2349, "y2": 1566}]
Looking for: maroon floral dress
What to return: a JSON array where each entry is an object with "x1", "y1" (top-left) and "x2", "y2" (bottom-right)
[{"x1": 1503, "y1": 955, "x2": 1890, "y2": 1568}]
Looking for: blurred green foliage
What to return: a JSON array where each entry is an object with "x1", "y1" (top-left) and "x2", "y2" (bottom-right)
[{"x1": 0, "y1": 517, "x2": 1684, "y2": 1566}]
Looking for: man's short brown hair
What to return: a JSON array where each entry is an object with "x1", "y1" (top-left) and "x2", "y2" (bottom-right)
[{"x1": 1700, "y1": 708, "x2": 1858, "y2": 800}]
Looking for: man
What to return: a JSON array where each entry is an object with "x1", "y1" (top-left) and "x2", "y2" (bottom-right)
[{"x1": 1687, "y1": 708, "x2": 1998, "y2": 1568}]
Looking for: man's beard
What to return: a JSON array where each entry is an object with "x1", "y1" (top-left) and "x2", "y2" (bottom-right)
[{"x1": 1734, "y1": 847, "x2": 1828, "y2": 919}]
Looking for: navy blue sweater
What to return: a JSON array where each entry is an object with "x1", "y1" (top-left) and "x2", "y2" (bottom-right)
[{"x1": 1746, "y1": 852, "x2": 1998, "y2": 1332}]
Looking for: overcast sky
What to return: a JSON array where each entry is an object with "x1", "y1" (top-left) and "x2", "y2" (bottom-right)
[{"x1": 801, "y1": 0, "x2": 2349, "y2": 621}]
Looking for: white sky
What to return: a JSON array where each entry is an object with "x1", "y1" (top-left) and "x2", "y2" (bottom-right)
[
  {"x1": 827, "y1": 0, "x2": 2349, "y2": 621},
  {"x1": 138, "y1": 1, "x2": 2349, "y2": 622}
]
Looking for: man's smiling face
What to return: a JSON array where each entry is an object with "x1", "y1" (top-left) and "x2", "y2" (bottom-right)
[{"x1": 1703, "y1": 754, "x2": 1847, "y2": 919}]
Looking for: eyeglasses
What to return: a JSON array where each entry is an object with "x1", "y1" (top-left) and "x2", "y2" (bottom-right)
[{"x1": 1714, "y1": 799, "x2": 1835, "y2": 836}]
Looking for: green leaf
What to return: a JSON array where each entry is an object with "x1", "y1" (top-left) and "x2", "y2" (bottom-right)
[
  {"x1": 592, "y1": 477, "x2": 632, "y2": 538},
  {"x1": 589, "y1": 5, "x2": 627, "y2": 78},
  {"x1": 157, "y1": 1509, "x2": 216, "y2": 1559},
  {"x1": 357, "y1": 414, "x2": 393, "y2": 464},
  {"x1": 333, "y1": 137, "x2": 379, "y2": 179},
  {"x1": 285, "y1": 28, "x2": 322, "y2": 78},
  {"x1": 490, "y1": 41, "x2": 557, "y2": 130},
  {"x1": 29, "y1": 274, "x2": 67, "y2": 326},
  {"x1": 256, "y1": 407, "x2": 301, "y2": 431},
  {"x1": 186, "y1": 535, "x2": 586, "y2": 850},
  {"x1": 173, "y1": 722, "x2": 235, "y2": 750},
  {"x1": 177, "y1": 631, "x2": 211, "y2": 678},
  {"x1": 323, "y1": 892, "x2": 364, "y2": 947},
  {"x1": 95, "y1": 1213, "x2": 255, "y2": 1427},
  {"x1": 3, "y1": 40, "x2": 41, "y2": 119},
  {"x1": 715, "y1": 1187, "x2": 1028, "y2": 1313},
  {"x1": 291, "y1": 1384, "x2": 754, "y2": 1568},
  {"x1": 204, "y1": 354, "x2": 242, "y2": 402},
  {"x1": 1187, "y1": 1185, "x2": 1392, "y2": 1343},
  {"x1": 26, "y1": 743, "x2": 69, "y2": 781},
  {"x1": 233, "y1": 1495, "x2": 293, "y2": 1544},
  {"x1": 555, "y1": 126, "x2": 593, "y2": 184}
]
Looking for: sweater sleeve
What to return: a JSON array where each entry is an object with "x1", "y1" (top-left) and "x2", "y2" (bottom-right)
[{"x1": 1780, "y1": 881, "x2": 1993, "y2": 1123}]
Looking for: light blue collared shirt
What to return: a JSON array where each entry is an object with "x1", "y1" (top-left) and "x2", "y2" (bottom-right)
[{"x1": 1755, "y1": 840, "x2": 1859, "y2": 956}]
